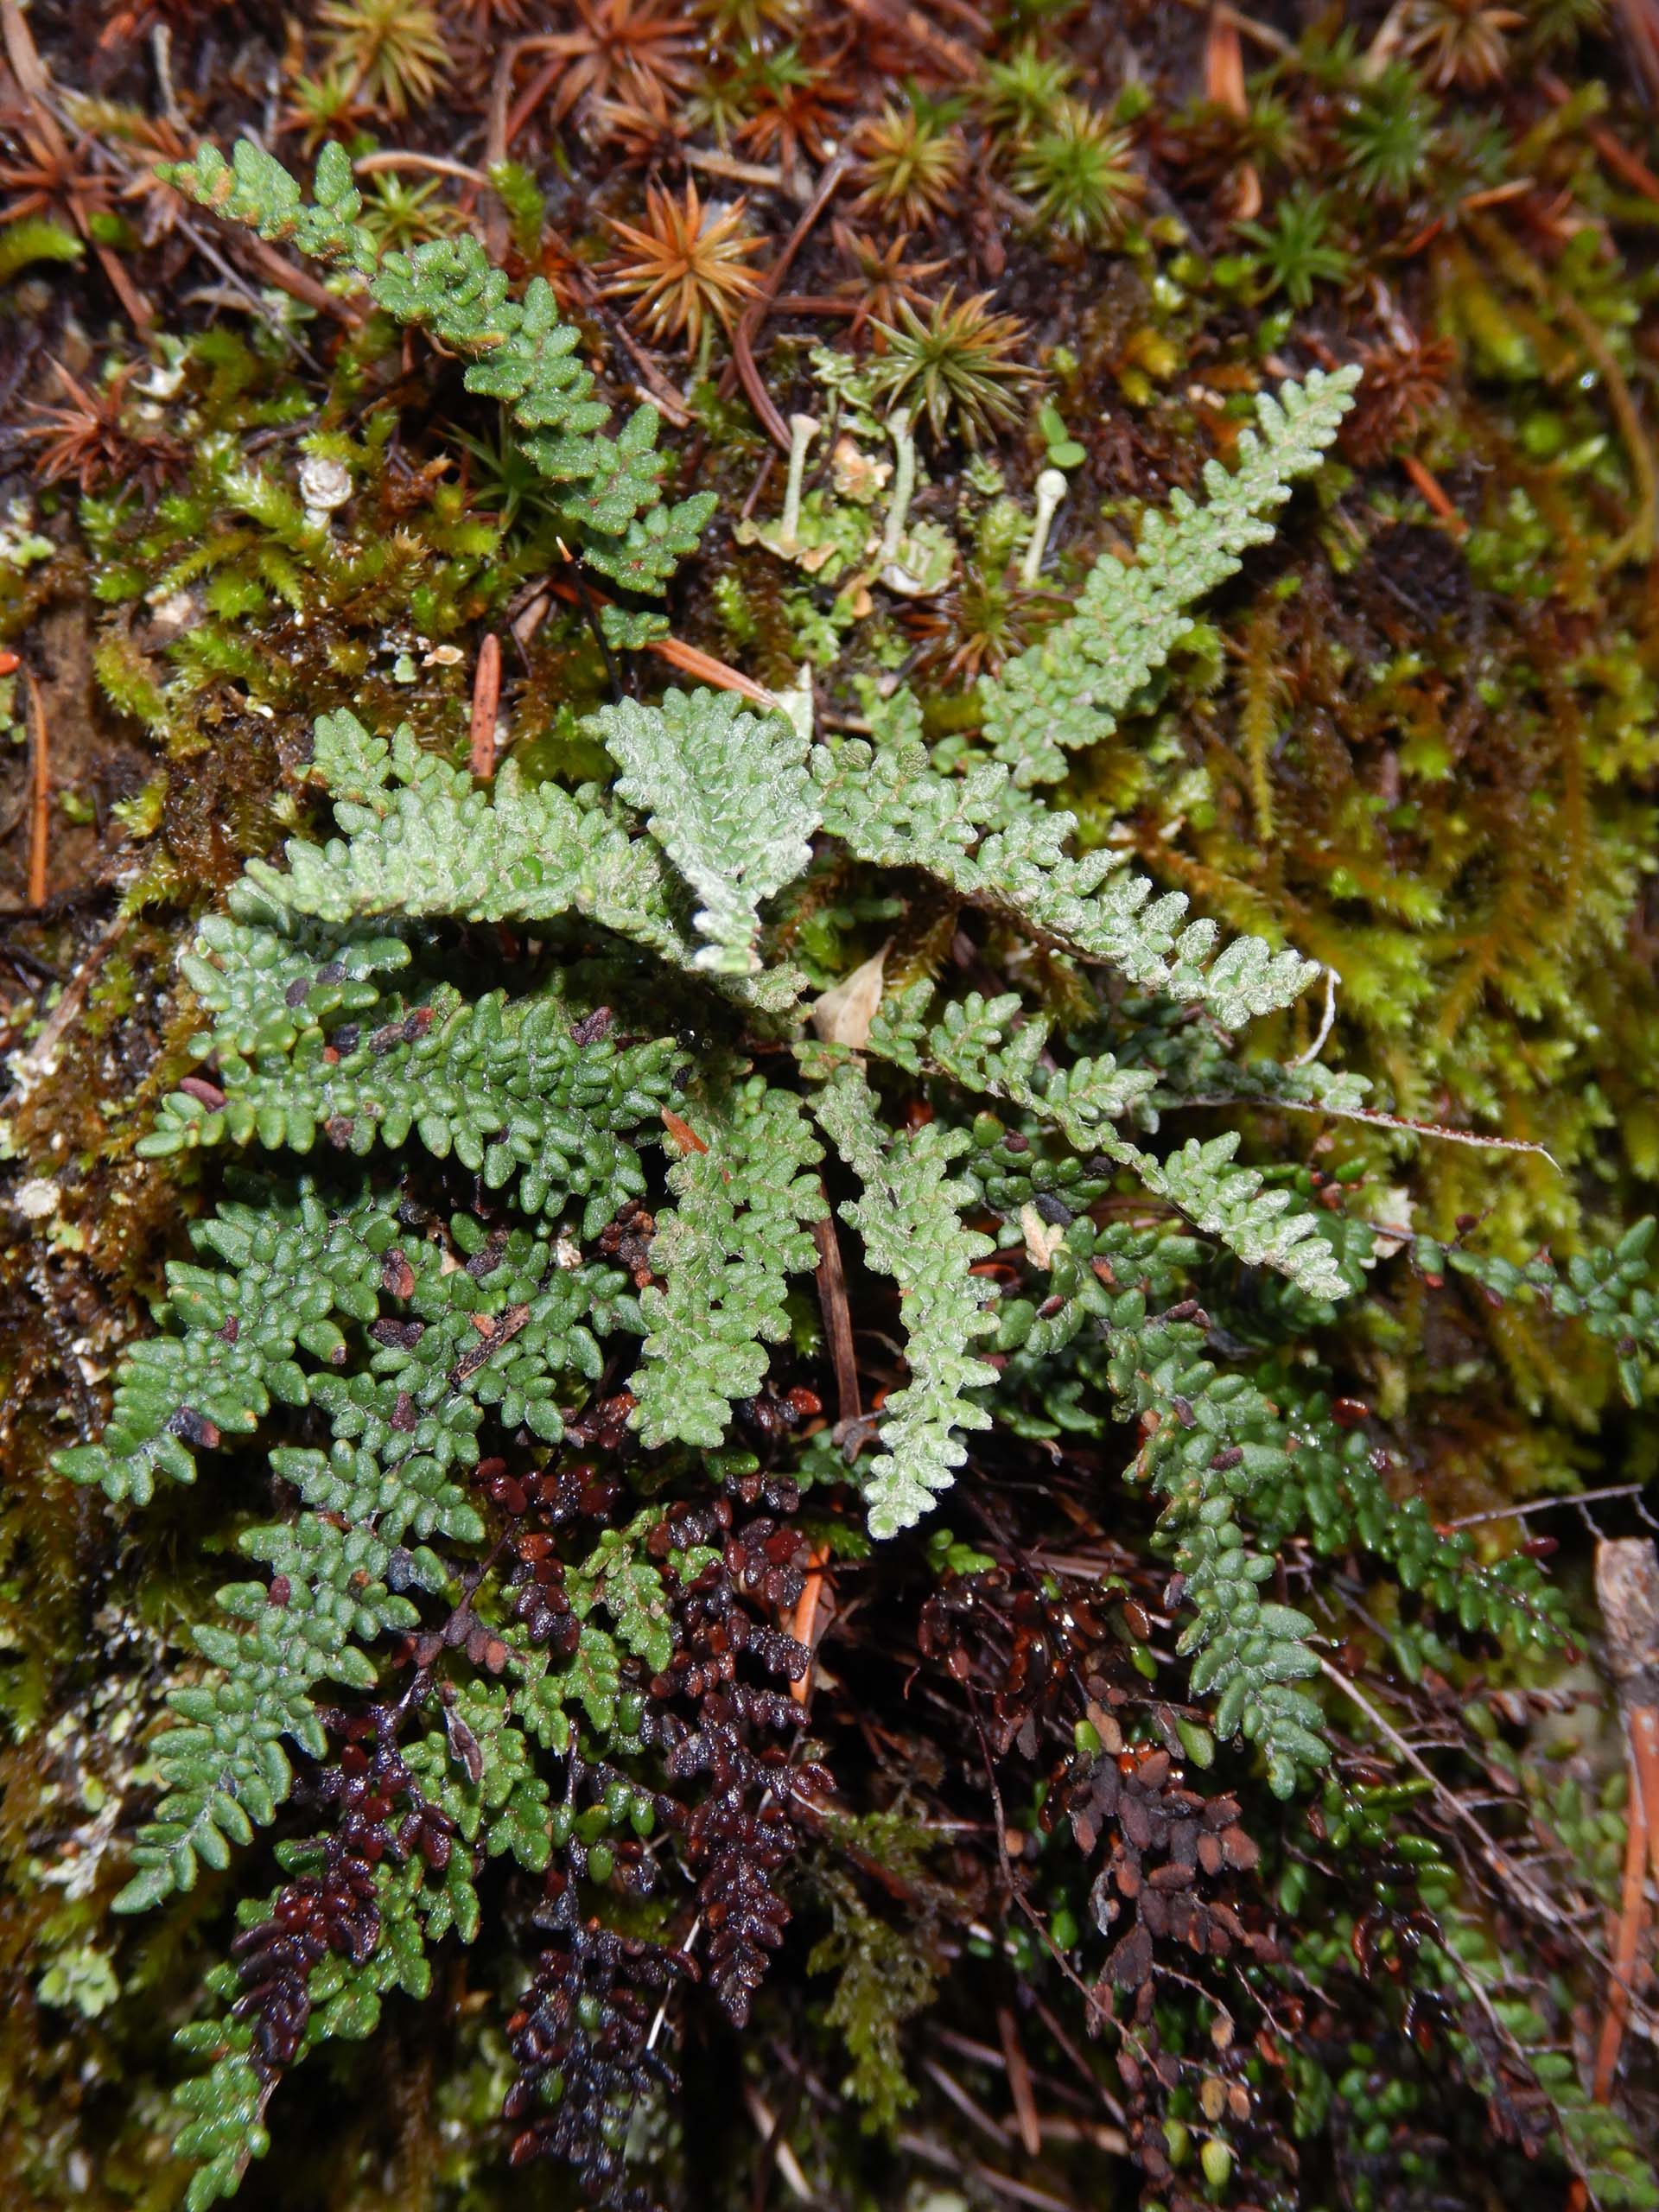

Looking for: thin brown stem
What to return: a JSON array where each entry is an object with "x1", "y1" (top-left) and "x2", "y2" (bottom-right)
[
  {"x1": 812, "y1": 1207, "x2": 861, "y2": 1430},
  {"x1": 25, "y1": 669, "x2": 50, "y2": 912}
]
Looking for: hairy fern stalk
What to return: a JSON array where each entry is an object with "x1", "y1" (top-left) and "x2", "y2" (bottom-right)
[{"x1": 59, "y1": 142, "x2": 1659, "y2": 2212}]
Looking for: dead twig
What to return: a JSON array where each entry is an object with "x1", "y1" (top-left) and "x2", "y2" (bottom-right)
[
  {"x1": 813, "y1": 1207, "x2": 861, "y2": 1430},
  {"x1": 1205, "y1": 5, "x2": 1260, "y2": 219},
  {"x1": 894, "y1": 2133, "x2": 1082, "y2": 2212},
  {"x1": 741, "y1": 2083, "x2": 815, "y2": 2203},
  {"x1": 537, "y1": 574, "x2": 781, "y2": 706},
  {"x1": 721, "y1": 147, "x2": 854, "y2": 451},
  {"x1": 791, "y1": 1202, "x2": 861, "y2": 1701},
  {"x1": 1440, "y1": 1484, "x2": 1647, "y2": 1530},
  {"x1": 684, "y1": 146, "x2": 787, "y2": 191},
  {"x1": 920, "y1": 2056, "x2": 1012, "y2": 2145},
  {"x1": 591, "y1": 304, "x2": 695, "y2": 426}
]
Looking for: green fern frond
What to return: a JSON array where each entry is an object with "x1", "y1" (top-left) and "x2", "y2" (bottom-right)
[
  {"x1": 1098, "y1": 1299, "x2": 1329, "y2": 1796},
  {"x1": 160, "y1": 140, "x2": 713, "y2": 595},
  {"x1": 814, "y1": 1067, "x2": 998, "y2": 1538},
  {"x1": 233, "y1": 722, "x2": 805, "y2": 1012},
  {"x1": 144, "y1": 960, "x2": 677, "y2": 1236},
  {"x1": 632, "y1": 1076, "x2": 825, "y2": 1449},
  {"x1": 981, "y1": 365, "x2": 1360, "y2": 786},
  {"x1": 875, "y1": 983, "x2": 1159, "y2": 1141},
  {"x1": 1414, "y1": 1218, "x2": 1659, "y2": 1404},
  {"x1": 56, "y1": 1184, "x2": 399, "y2": 1504},
  {"x1": 174, "y1": 1857, "x2": 435, "y2": 2209},
  {"x1": 596, "y1": 688, "x2": 820, "y2": 975},
  {"x1": 1131, "y1": 1132, "x2": 1351, "y2": 1301},
  {"x1": 871, "y1": 984, "x2": 1350, "y2": 1300},
  {"x1": 814, "y1": 712, "x2": 1319, "y2": 1026},
  {"x1": 71, "y1": 1203, "x2": 643, "y2": 1909}
]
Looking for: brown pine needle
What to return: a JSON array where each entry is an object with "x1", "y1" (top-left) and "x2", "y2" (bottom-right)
[
  {"x1": 645, "y1": 634, "x2": 780, "y2": 709},
  {"x1": 469, "y1": 633, "x2": 501, "y2": 779},
  {"x1": 25, "y1": 668, "x2": 50, "y2": 912},
  {"x1": 1590, "y1": 1741, "x2": 1651, "y2": 2104},
  {"x1": 996, "y1": 2005, "x2": 1043, "y2": 2161}
]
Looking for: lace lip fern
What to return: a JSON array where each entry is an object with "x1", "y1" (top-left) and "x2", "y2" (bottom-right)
[
  {"x1": 54, "y1": 130, "x2": 1655, "y2": 2212},
  {"x1": 85, "y1": 137, "x2": 1378, "y2": 1629}
]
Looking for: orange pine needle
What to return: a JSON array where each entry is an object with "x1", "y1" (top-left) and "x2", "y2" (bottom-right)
[
  {"x1": 789, "y1": 1542, "x2": 830, "y2": 1705},
  {"x1": 1402, "y1": 453, "x2": 1466, "y2": 535},
  {"x1": 659, "y1": 1108, "x2": 708, "y2": 1154},
  {"x1": 646, "y1": 634, "x2": 781, "y2": 710}
]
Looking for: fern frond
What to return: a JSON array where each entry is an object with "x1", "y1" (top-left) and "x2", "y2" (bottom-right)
[
  {"x1": 161, "y1": 141, "x2": 714, "y2": 595},
  {"x1": 981, "y1": 366, "x2": 1360, "y2": 786},
  {"x1": 1415, "y1": 1218, "x2": 1659, "y2": 1405},
  {"x1": 595, "y1": 689, "x2": 819, "y2": 975},
  {"x1": 235, "y1": 724, "x2": 804, "y2": 1012},
  {"x1": 143, "y1": 954, "x2": 677, "y2": 1236},
  {"x1": 873, "y1": 985, "x2": 1351, "y2": 1300},
  {"x1": 175, "y1": 1858, "x2": 435, "y2": 2210},
  {"x1": 56, "y1": 1184, "x2": 399, "y2": 1504},
  {"x1": 632, "y1": 1077, "x2": 825, "y2": 1449},
  {"x1": 1244, "y1": 1395, "x2": 1567, "y2": 1659},
  {"x1": 885, "y1": 985, "x2": 1160, "y2": 1144},
  {"x1": 66, "y1": 1200, "x2": 643, "y2": 1907},
  {"x1": 567, "y1": 1512, "x2": 713, "y2": 1676},
  {"x1": 814, "y1": 1068, "x2": 998, "y2": 1538},
  {"x1": 1132, "y1": 1132, "x2": 1351, "y2": 1301},
  {"x1": 814, "y1": 715, "x2": 1319, "y2": 1026},
  {"x1": 1098, "y1": 1298, "x2": 1329, "y2": 1796},
  {"x1": 117, "y1": 1510, "x2": 424, "y2": 1910},
  {"x1": 159, "y1": 137, "x2": 378, "y2": 274}
]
